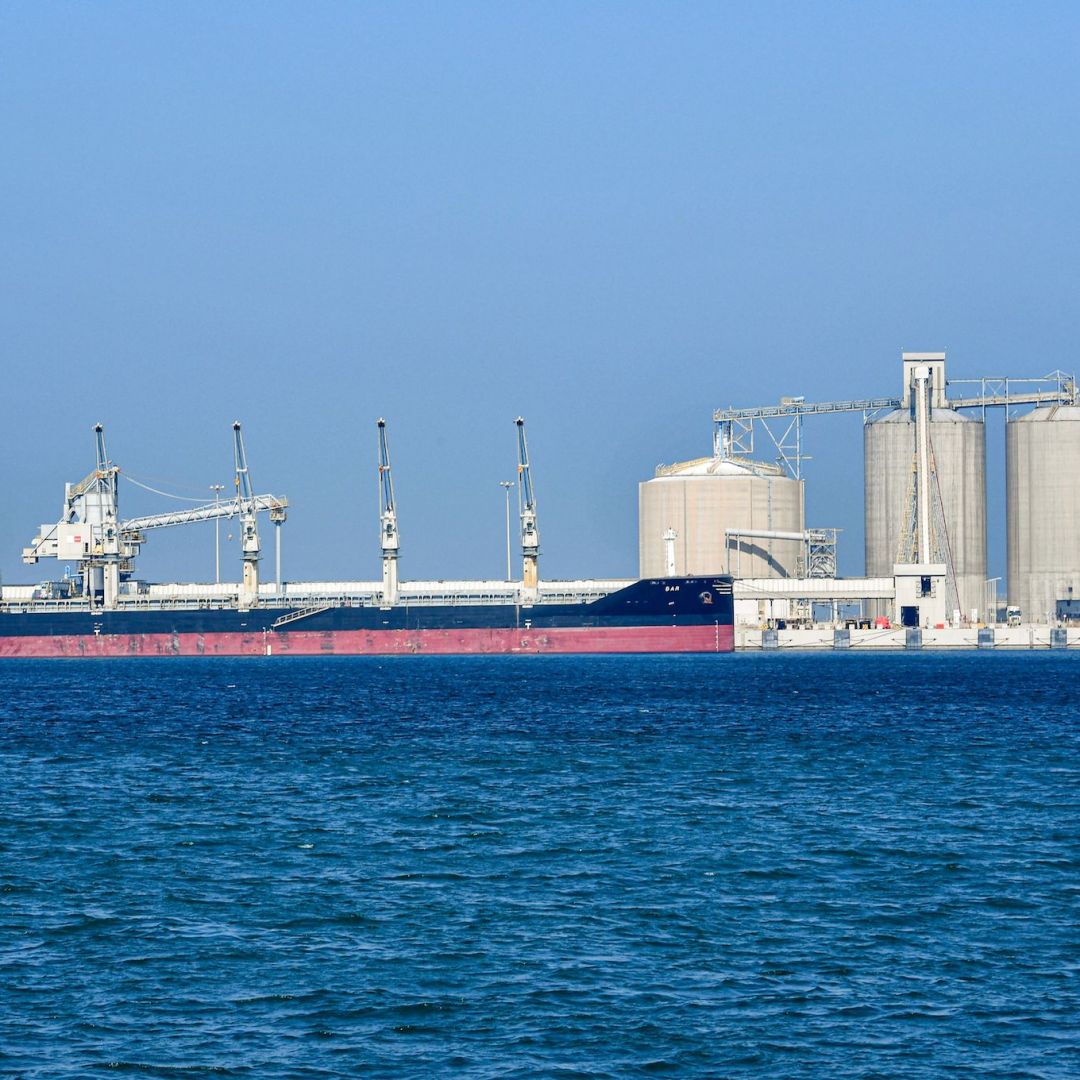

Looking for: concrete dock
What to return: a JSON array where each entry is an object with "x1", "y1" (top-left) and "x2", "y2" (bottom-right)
[{"x1": 735, "y1": 625, "x2": 1076, "y2": 650}]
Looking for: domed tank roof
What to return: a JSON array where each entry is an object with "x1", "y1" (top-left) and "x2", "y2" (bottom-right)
[
  {"x1": 1010, "y1": 404, "x2": 1080, "y2": 423},
  {"x1": 870, "y1": 407, "x2": 977, "y2": 425},
  {"x1": 652, "y1": 455, "x2": 788, "y2": 479}
]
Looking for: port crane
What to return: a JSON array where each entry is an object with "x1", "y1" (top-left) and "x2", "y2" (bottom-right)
[
  {"x1": 515, "y1": 417, "x2": 539, "y2": 599},
  {"x1": 377, "y1": 418, "x2": 400, "y2": 605},
  {"x1": 23, "y1": 423, "x2": 288, "y2": 609},
  {"x1": 232, "y1": 421, "x2": 266, "y2": 607}
]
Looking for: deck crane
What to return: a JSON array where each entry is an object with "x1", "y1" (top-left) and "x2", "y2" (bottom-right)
[
  {"x1": 232, "y1": 421, "x2": 261, "y2": 607},
  {"x1": 515, "y1": 417, "x2": 539, "y2": 600},
  {"x1": 376, "y1": 418, "x2": 400, "y2": 605},
  {"x1": 91, "y1": 423, "x2": 124, "y2": 609},
  {"x1": 23, "y1": 424, "x2": 287, "y2": 609}
]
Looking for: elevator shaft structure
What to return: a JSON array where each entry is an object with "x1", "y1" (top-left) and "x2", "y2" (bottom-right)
[
  {"x1": 515, "y1": 417, "x2": 539, "y2": 600},
  {"x1": 377, "y1": 418, "x2": 400, "y2": 605},
  {"x1": 913, "y1": 367, "x2": 933, "y2": 564},
  {"x1": 866, "y1": 356, "x2": 978, "y2": 625}
]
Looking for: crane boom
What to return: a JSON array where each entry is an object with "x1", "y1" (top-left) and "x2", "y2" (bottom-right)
[
  {"x1": 377, "y1": 418, "x2": 400, "y2": 604},
  {"x1": 120, "y1": 494, "x2": 287, "y2": 533},
  {"x1": 515, "y1": 417, "x2": 539, "y2": 597}
]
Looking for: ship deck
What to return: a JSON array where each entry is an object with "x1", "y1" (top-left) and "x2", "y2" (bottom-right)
[{"x1": 0, "y1": 579, "x2": 635, "y2": 615}]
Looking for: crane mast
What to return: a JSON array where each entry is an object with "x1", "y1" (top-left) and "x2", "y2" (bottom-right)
[
  {"x1": 377, "y1": 418, "x2": 400, "y2": 605},
  {"x1": 233, "y1": 421, "x2": 261, "y2": 607},
  {"x1": 515, "y1": 417, "x2": 539, "y2": 599},
  {"x1": 92, "y1": 423, "x2": 119, "y2": 518}
]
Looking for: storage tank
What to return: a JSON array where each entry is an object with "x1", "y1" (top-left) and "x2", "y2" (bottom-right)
[
  {"x1": 864, "y1": 407, "x2": 986, "y2": 619},
  {"x1": 639, "y1": 457, "x2": 805, "y2": 578},
  {"x1": 1007, "y1": 405, "x2": 1080, "y2": 623}
]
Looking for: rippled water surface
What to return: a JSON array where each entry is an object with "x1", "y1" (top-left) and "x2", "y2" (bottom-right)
[{"x1": 1, "y1": 653, "x2": 1078, "y2": 1077}]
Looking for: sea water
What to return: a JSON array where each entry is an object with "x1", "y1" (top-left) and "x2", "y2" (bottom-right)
[{"x1": 1, "y1": 653, "x2": 1077, "y2": 1077}]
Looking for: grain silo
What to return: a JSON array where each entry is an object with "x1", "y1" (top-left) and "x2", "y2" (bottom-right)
[
  {"x1": 1007, "y1": 405, "x2": 1080, "y2": 623},
  {"x1": 865, "y1": 390, "x2": 987, "y2": 619},
  {"x1": 639, "y1": 456, "x2": 805, "y2": 578}
]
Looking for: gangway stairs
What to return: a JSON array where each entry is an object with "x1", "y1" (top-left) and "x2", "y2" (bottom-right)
[{"x1": 272, "y1": 604, "x2": 333, "y2": 629}]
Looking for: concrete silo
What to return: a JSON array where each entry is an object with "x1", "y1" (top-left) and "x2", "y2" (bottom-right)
[
  {"x1": 865, "y1": 389, "x2": 987, "y2": 621},
  {"x1": 1007, "y1": 405, "x2": 1080, "y2": 623},
  {"x1": 639, "y1": 456, "x2": 805, "y2": 578}
]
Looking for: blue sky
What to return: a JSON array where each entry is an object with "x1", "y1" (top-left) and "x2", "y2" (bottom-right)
[{"x1": 2, "y1": 2, "x2": 1077, "y2": 586}]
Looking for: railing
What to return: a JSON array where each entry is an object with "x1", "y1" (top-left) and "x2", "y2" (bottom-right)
[
  {"x1": 272, "y1": 605, "x2": 333, "y2": 628},
  {"x1": 714, "y1": 396, "x2": 902, "y2": 422},
  {"x1": 0, "y1": 583, "x2": 630, "y2": 615}
]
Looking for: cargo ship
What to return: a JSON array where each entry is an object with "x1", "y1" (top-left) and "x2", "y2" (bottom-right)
[
  {"x1": 0, "y1": 577, "x2": 734, "y2": 658},
  {"x1": 0, "y1": 420, "x2": 734, "y2": 658}
]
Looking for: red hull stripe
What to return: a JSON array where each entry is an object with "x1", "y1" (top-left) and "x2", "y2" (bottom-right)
[{"x1": 0, "y1": 625, "x2": 734, "y2": 658}]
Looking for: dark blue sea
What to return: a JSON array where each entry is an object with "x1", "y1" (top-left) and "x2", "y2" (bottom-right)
[{"x1": 1, "y1": 654, "x2": 1078, "y2": 1078}]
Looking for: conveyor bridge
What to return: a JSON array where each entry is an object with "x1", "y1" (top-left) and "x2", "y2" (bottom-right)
[{"x1": 714, "y1": 370, "x2": 1076, "y2": 478}]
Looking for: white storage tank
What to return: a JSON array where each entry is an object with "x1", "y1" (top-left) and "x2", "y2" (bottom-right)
[
  {"x1": 1007, "y1": 405, "x2": 1080, "y2": 623},
  {"x1": 639, "y1": 457, "x2": 805, "y2": 578},
  {"x1": 864, "y1": 407, "x2": 987, "y2": 619}
]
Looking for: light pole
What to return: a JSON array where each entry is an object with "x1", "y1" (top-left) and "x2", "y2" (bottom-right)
[
  {"x1": 984, "y1": 576, "x2": 1001, "y2": 626},
  {"x1": 210, "y1": 484, "x2": 225, "y2": 584},
  {"x1": 500, "y1": 481, "x2": 514, "y2": 581}
]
